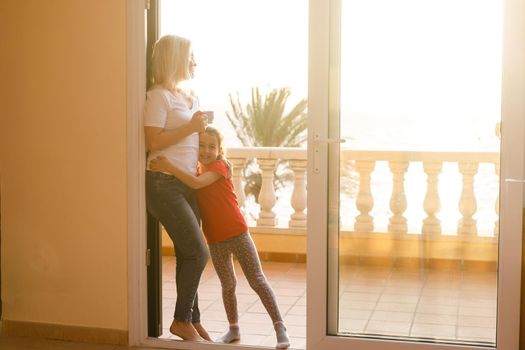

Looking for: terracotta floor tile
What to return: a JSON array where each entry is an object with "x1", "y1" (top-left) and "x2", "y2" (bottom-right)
[
  {"x1": 338, "y1": 299, "x2": 377, "y2": 310},
  {"x1": 340, "y1": 292, "x2": 381, "y2": 302},
  {"x1": 284, "y1": 325, "x2": 306, "y2": 338},
  {"x1": 413, "y1": 313, "x2": 457, "y2": 326},
  {"x1": 273, "y1": 281, "x2": 306, "y2": 289},
  {"x1": 416, "y1": 303, "x2": 458, "y2": 316},
  {"x1": 295, "y1": 297, "x2": 307, "y2": 306},
  {"x1": 386, "y1": 279, "x2": 425, "y2": 289},
  {"x1": 379, "y1": 293, "x2": 420, "y2": 304},
  {"x1": 245, "y1": 300, "x2": 294, "y2": 316},
  {"x1": 457, "y1": 315, "x2": 496, "y2": 328},
  {"x1": 375, "y1": 302, "x2": 417, "y2": 313},
  {"x1": 259, "y1": 334, "x2": 279, "y2": 347},
  {"x1": 370, "y1": 310, "x2": 413, "y2": 322},
  {"x1": 365, "y1": 320, "x2": 411, "y2": 336},
  {"x1": 158, "y1": 257, "x2": 498, "y2": 347},
  {"x1": 410, "y1": 323, "x2": 456, "y2": 339},
  {"x1": 284, "y1": 314, "x2": 307, "y2": 326},
  {"x1": 382, "y1": 286, "x2": 421, "y2": 295},
  {"x1": 271, "y1": 287, "x2": 306, "y2": 297},
  {"x1": 238, "y1": 322, "x2": 274, "y2": 335},
  {"x1": 239, "y1": 312, "x2": 273, "y2": 324},
  {"x1": 459, "y1": 297, "x2": 497, "y2": 309},
  {"x1": 456, "y1": 326, "x2": 496, "y2": 342},
  {"x1": 287, "y1": 305, "x2": 306, "y2": 316},
  {"x1": 288, "y1": 337, "x2": 307, "y2": 349},
  {"x1": 342, "y1": 283, "x2": 383, "y2": 293},
  {"x1": 276, "y1": 295, "x2": 304, "y2": 305},
  {"x1": 199, "y1": 309, "x2": 228, "y2": 321},
  {"x1": 419, "y1": 294, "x2": 459, "y2": 306},
  {"x1": 339, "y1": 318, "x2": 368, "y2": 332},
  {"x1": 458, "y1": 306, "x2": 497, "y2": 317},
  {"x1": 421, "y1": 288, "x2": 460, "y2": 298},
  {"x1": 238, "y1": 333, "x2": 267, "y2": 346},
  {"x1": 338, "y1": 308, "x2": 372, "y2": 320},
  {"x1": 234, "y1": 293, "x2": 260, "y2": 303},
  {"x1": 199, "y1": 320, "x2": 230, "y2": 333}
]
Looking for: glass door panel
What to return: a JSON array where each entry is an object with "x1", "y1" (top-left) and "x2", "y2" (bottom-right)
[
  {"x1": 332, "y1": 0, "x2": 502, "y2": 345},
  {"x1": 307, "y1": 0, "x2": 523, "y2": 348}
]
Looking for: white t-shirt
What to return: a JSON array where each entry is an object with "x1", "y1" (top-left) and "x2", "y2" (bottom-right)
[{"x1": 144, "y1": 85, "x2": 199, "y2": 174}]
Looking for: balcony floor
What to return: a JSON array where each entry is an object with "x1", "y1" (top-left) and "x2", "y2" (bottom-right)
[{"x1": 161, "y1": 256, "x2": 496, "y2": 349}]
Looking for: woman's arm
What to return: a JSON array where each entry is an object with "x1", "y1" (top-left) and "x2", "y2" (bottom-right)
[
  {"x1": 145, "y1": 112, "x2": 206, "y2": 151},
  {"x1": 149, "y1": 155, "x2": 221, "y2": 189}
]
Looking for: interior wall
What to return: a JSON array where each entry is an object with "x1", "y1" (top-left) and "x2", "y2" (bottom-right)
[
  {"x1": 0, "y1": 0, "x2": 523, "y2": 344},
  {"x1": 0, "y1": 0, "x2": 128, "y2": 330}
]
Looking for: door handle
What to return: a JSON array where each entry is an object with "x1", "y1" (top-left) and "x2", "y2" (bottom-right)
[
  {"x1": 504, "y1": 178, "x2": 525, "y2": 183},
  {"x1": 313, "y1": 134, "x2": 346, "y2": 173},
  {"x1": 314, "y1": 135, "x2": 346, "y2": 144}
]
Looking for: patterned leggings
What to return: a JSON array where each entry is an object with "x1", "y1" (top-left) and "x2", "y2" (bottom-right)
[{"x1": 209, "y1": 232, "x2": 283, "y2": 324}]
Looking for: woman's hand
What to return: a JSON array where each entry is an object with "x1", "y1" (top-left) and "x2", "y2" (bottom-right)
[
  {"x1": 189, "y1": 112, "x2": 207, "y2": 133},
  {"x1": 149, "y1": 155, "x2": 172, "y2": 173},
  {"x1": 144, "y1": 112, "x2": 206, "y2": 151}
]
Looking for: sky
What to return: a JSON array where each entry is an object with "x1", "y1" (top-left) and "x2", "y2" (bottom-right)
[
  {"x1": 160, "y1": 0, "x2": 308, "y2": 147},
  {"x1": 160, "y1": 0, "x2": 502, "y2": 151}
]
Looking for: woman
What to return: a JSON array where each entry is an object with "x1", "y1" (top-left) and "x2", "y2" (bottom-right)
[{"x1": 144, "y1": 34, "x2": 210, "y2": 342}]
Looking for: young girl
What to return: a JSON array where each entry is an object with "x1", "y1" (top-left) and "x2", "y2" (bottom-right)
[{"x1": 150, "y1": 126, "x2": 290, "y2": 349}]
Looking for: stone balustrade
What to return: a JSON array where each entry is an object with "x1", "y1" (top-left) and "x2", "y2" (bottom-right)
[{"x1": 227, "y1": 147, "x2": 500, "y2": 240}]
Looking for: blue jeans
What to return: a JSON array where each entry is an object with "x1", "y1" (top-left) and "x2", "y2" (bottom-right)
[{"x1": 146, "y1": 171, "x2": 209, "y2": 322}]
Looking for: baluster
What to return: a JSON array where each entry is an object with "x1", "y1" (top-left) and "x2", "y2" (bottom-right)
[
  {"x1": 229, "y1": 157, "x2": 247, "y2": 210},
  {"x1": 457, "y1": 162, "x2": 479, "y2": 235},
  {"x1": 494, "y1": 162, "x2": 500, "y2": 237},
  {"x1": 289, "y1": 159, "x2": 307, "y2": 228},
  {"x1": 354, "y1": 160, "x2": 375, "y2": 232},
  {"x1": 257, "y1": 158, "x2": 277, "y2": 226},
  {"x1": 388, "y1": 161, "x2": 409, "y2": 234},
  {"x1": 422, "y1": 162, "x2": 443, "y2": 235}
]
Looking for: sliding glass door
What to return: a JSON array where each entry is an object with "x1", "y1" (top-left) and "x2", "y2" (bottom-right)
[{"x1": 307, "y1": 0, "x2": 524, "y2": 349}]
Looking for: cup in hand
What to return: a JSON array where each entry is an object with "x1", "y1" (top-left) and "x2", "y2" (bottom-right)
[{"x1": 202, "y1": 111, "x2": 214, "y2": 124}]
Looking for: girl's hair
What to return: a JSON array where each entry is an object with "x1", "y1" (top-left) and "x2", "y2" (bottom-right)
[
  {"x1": 151, "y1": 34, "x2": 192, "y2": 91},
  {"x1": 204, "y1": 126, "x2": 233, "y2": 177},
  {"x1": 204, "y1": 126, "x2": 226, "y2": 160}
]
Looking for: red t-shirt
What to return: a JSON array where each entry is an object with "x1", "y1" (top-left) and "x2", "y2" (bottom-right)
[{"x1": 196, "y1": 160, "x2": 248, "y2": 244}]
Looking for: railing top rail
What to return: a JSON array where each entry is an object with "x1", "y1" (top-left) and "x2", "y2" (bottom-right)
[
  {"x1": 341, "y1": 149, "x2": 500, "y2": 163},
  {"x1": 226, "y1": 146, "x2": 499, "y2": 163},
  {"x1": 227, "y1": 146, "x2": 307, "y2": 160}
]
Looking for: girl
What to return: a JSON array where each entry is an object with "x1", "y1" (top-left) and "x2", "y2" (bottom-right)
[
  {"x1": 150, "y1": 127, "x2": 291, "y2": 349},
  {"x1": 144, "y1": 34, "x2": 211, "y2": 342}
]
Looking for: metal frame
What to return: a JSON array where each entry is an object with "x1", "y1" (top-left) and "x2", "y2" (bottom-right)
[{"x1": 306, "y1": 0, "x2": 524, "y2": 349}]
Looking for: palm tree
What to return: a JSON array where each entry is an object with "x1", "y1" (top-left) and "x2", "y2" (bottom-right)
[
  {"x1": 227, "y1": 87, "x2": 307, "y2": 146},
  {"x1": 226, "y1": 86, "x2": 307, "y2": 199}
]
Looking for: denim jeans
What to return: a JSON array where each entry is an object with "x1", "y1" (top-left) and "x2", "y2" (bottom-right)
[{"x1": 146, "y1": 171, "x2": 209, "y2": 322}]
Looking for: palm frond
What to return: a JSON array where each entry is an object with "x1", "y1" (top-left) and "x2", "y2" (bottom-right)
[{"x1": 226, "y1": 86, "x2": 308, "y2": 198}]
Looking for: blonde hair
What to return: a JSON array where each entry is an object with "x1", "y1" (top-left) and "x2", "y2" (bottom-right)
[{"x1": 151, "y1": 35, "x2": 192, "y2": 91}]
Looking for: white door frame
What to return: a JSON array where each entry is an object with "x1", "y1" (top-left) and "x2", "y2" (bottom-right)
[
  {"x1": 306, "y1": 0, "x2": 524, "y2": 349},
  {"x1": 126, "y1": 1, "x2": 272, "y2": 349},
  {"x1": 496, "y1": 0, "x2": 525, "y2": 347},
  {"x1": 126, "y1": 1, "x2": 297, "y2": 350},
  {"x1": 127, "y1": 0, "x2": 147, "y2": 346}
]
